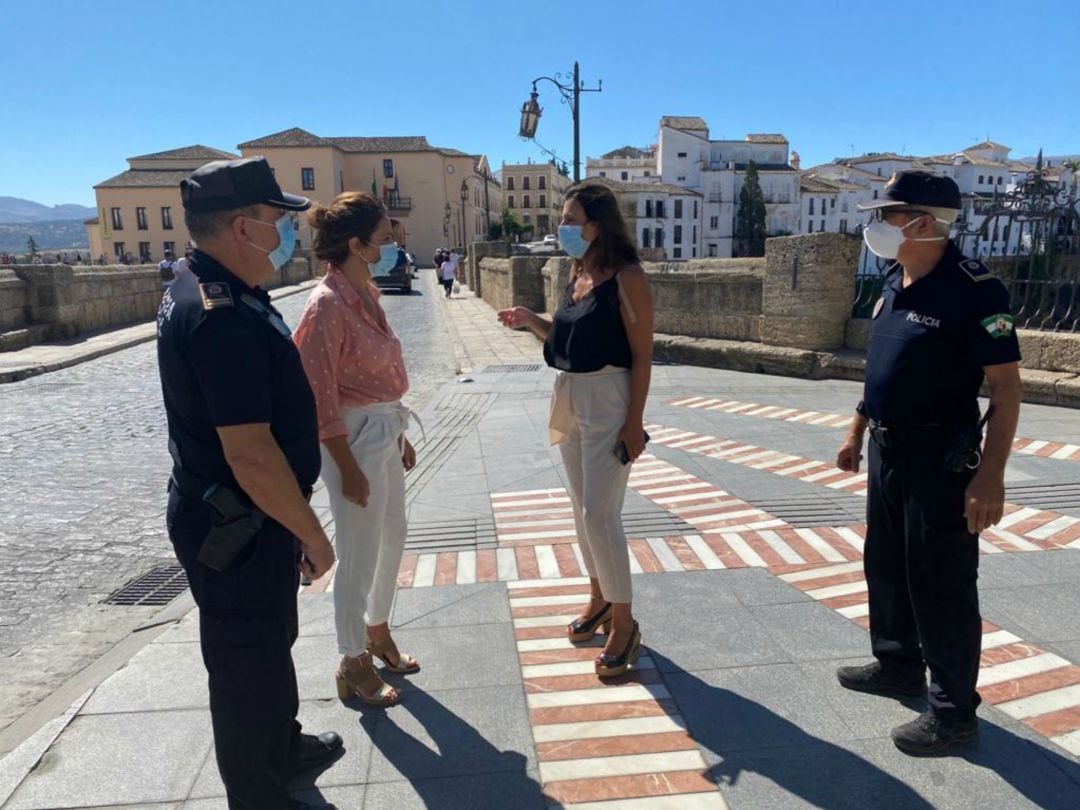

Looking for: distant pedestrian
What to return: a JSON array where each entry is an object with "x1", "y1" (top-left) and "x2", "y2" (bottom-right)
[
  {"x1": 157, "y1": 157, "x2": 341, "y2": 809},
  {"x1": 497, "y1": 182, "x2": 654, "y2": 679},
  {"x1": 438, "y1": 256, "x2": 456, "y2": 298},
  {"x1": 835, "y1": 171, "x2": 1023, "y2": 755},
  {"x1": 293, "y1": 191, "x2": 420, "y2": 707}
]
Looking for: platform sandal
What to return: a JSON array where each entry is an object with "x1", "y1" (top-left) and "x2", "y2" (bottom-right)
[{"x1": 335, "y1": 653, "x2": 402, "y2": 706}]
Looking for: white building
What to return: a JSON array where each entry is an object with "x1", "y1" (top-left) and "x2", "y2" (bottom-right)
[
  {"x1": 809, "y1": 141, "x2": 1049, "y2": 262},
  {"x1": 655, "y1": 117, "x2": 800, "y2": 258},
  {"x1": 587, "y1": 176, "x2": 701, "y2": 261},
  {"x1": 586, "y1": 146, "x2": 659, "y2": 184}
]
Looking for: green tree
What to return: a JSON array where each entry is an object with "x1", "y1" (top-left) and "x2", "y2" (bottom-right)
[
  {"x1": 488, "y1": 221, "x2": 504, "y2": 240},
  {"x1": 501, "y1": 209, "x2": 529, "y2": 242},
  {"x1": 734, "y1": 161, "x2": 768, "y2": 257},
  {"x1": 26, "y1": 235, "x2": 38, "y2": 259}
]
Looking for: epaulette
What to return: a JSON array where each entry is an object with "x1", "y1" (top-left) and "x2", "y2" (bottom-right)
[
  {"x1": 198, "y1": 282, "x2": 235, "y2": 310},
  {"x1": 958, "y1": 257, "x2": 992, "y2": 282}
]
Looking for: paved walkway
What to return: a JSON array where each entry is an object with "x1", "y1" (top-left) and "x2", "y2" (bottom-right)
[{"x1": 1, "y1": 282, "x2": 1080, "y2": 808}]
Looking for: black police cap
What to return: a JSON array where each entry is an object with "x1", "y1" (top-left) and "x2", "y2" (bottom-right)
[
  {"x1": 856, "y1": 169, "x2": 962, "y2": 212},
  {"x1": 180, "y1": 157, "x2": 311, "y2": 214}
]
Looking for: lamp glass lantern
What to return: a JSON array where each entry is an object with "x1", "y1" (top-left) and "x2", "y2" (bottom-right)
[
  {"x1": 518, "y1": 91, "x2": 542, "y2": 139},
  {"x1": 460, "y1": 179, "x2": 469, "y2": 202}
]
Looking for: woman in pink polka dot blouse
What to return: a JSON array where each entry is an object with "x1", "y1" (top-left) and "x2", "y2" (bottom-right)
[{"x1": 294, "y1": 191, "x2": 418, "y2": 708}]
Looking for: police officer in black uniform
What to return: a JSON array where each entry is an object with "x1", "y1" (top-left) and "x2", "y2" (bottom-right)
[
  {"x1": 835, "y1": 171, "x2": 1023, "y2": 755},
  {"x1": 157, "y1": 157, "x2": 341, "y2": 808}
]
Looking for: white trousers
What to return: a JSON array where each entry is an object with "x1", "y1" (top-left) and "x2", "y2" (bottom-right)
[
  {"x1": 320, "y1": 402, "x2": 409, "y2": 656},
  {"x1": 553, "y1": 368, "x2": 634, "y2": 603}
]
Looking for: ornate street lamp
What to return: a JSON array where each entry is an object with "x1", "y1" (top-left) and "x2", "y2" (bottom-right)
[
  {"x1": 517, "y1": 62, "x2": 602, "y2": 183},
  {"x1": 459, "y1": 179, "x2": 469, "y2": 249},
  {"x1": 519, "y1": 91, "x2": 542, "y2": 140}
]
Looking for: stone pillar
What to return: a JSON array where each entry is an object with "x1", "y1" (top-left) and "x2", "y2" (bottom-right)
[
  {"x1": 541, "y1": 258, "x2": 572, "y2": 314},
  {"x1": 508, "y1": 256, "x2": 549, "y2": 312},
  {"x1": 759, "y1": 233, "x2": 862, "y2": 351},
  {"x1": 13, "y1": 264, "x2": 81, "y2": 340},
  {"x1": 466, "y1": 241, "x2": 510, "y2": 296}
]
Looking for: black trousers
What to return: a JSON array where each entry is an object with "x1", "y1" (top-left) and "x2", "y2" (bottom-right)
[
  {"x1": 167, "y1": 483, "x2": 302, "y2": 810},
  {"x1": 865, "y1": 436, "x2": 983, "y2": 717}
]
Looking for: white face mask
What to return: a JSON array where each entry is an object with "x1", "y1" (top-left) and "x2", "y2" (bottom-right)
[{"x1": 863, "y1": 214, "x2": 947, "y2": 259}]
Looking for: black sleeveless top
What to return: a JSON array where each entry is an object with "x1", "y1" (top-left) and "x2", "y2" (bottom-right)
[{"x1": 543, "y1": 274, "x2": 633, "y2": 372}]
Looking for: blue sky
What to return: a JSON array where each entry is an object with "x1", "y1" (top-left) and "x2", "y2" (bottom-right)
[{"x1": 2, "y1": 0, "x2": 1078, "y2": 207}]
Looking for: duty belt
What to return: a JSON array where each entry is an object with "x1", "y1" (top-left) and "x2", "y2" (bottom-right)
[
  {"x1": 867, "y1": 421, "x2": 952, "y2": 449},
  {"x1": 169, "y1": 466, "x2": 312, "y2": 504}
]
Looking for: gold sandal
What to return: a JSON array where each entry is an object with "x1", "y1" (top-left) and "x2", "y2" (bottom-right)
[
  {"x1": 335, "y1": 654, "x2": 402, "y2": 706},
  {"x1": 367, "y1": 635, "x2": 421, "y2": 674}
]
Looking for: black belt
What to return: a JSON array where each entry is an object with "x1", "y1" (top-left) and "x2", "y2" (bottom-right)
[
  {"x1": 868, "y1": 420, "x2": 954, "y2": 449},
  {"x1": 169, "y1": 466, "x2": 312, "y2": 504}
]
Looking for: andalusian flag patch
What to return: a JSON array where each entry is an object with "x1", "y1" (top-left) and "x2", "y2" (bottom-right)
[{"x1": 981, "y1": 313, "x2": 1015, "y2": 338}]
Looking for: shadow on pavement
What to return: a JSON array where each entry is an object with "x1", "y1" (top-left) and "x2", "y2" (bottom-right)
[
  {"x1": 357, "y1": 687, "x2": 543, "y2": 809},
  {"x1": 652, "y1": 651, "x2": 1080, "y2": 809}
]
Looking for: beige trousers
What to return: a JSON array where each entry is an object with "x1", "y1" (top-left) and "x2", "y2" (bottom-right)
[{"x1": 551, "y1": 368, "x2": 634, "y2": 603}]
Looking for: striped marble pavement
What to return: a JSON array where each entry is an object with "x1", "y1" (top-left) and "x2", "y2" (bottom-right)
[
  {"x1": 667, "y1": 395, "x2": 1080, "y2": 463},
  {"x1": 644, "y1": 422, "x2": 1080, "y2": 553},
  {"x1": 779, "y1": 562, "x2": 1080, "y2": 759},
  {"x1": 508, "y1": 577, "x2": 729, "y2": 809}
]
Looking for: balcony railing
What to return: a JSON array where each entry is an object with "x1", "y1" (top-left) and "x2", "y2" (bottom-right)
[{"x1": 386, "y1": 195, "x2": 413, "y2": 211}]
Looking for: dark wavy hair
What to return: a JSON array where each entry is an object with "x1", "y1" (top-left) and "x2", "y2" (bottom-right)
[{"x1": 565, "y1": 182, "x2": 639, "y2": 277}]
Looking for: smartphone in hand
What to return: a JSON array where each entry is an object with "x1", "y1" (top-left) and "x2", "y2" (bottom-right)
[{"x1": 614, "y1": 431, "x2": 651, "y2": 465}]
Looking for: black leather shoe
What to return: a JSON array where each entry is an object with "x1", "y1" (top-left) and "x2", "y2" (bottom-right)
[
  {"x1": 289, "y1": 731, "x2": 344, "y2": 777},
  {"x1": 837, "y1": 661, "x2": 926, "y2": 697},
  {"x1": 892, "y1": 710, "x2": 978, "y2": 755},
  {"x1": 568, "y1": 602, "x2": 613, "y2": 642}
]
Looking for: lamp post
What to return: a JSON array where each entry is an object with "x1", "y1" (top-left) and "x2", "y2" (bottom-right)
[
  {"x1": 518, "y1": 61, "x2": 602, "y2": 183},
  {"x1": 459, "y1": 178, "x2": 469, "y2": 249}
]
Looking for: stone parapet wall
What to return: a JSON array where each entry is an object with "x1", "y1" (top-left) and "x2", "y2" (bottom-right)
[
  {"x1": 1, "y1": 257, "x2": 312, "y2": 349},
  {"x1": 478, "y1": 258, "x2": 512, "y2": 311},
  {"x1": 0, "y1": 270, "x2": 28, "y2": 332}
]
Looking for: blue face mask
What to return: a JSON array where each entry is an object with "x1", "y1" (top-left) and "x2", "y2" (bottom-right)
[
  {"x1": 558, "y1": 224, "x2": 591, "y2": 259},
  {"x1": 368, "y1": 241, "x2": 400, "y2": 274},
  {"x1": 249, "y1": 214, "x2": 297, "y2": 271}
]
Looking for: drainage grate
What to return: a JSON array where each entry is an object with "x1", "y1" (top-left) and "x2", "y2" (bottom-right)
[
  {"x1": 483, "y1": 364, "x2": 543, "y2": 373},
  {"x1": 754, "y1": 494, "x2": 866, "y2": 528},
  {"x1": 102, "y1": 564, "x2": 189, "y2": 606},
  {"x1": 1005, "y1": 482, "x2": 1080, "y2": 514}
]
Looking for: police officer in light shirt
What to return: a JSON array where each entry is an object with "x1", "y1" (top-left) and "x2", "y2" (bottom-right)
[{"x1": 835, "y1": 170, "x2": 1023, "y2": 755}]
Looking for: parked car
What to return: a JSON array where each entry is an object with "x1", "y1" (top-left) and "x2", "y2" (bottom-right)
[
  {"x1": 542, "y1": 234, "x2": 558, "y2": 245},
  {"x1": 372, "y1": 247, "x2": 413, "y2": 293}
]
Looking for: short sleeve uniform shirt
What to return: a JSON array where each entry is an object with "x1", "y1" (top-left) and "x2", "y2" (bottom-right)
[
  {"x1": 156, "y1": 250, "x2": 320, "y2": 491},
  {"x1": 863, "y1": 243, "x2": 1021, "y2": 427}
]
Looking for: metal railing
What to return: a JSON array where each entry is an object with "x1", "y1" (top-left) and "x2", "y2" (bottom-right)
[{"x1": 387, "y1": 195, "x2": 413, "y2": 211}]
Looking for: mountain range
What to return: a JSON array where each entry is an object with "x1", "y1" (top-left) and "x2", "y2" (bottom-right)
[{"x1": 0, "y1": 196, "x2": 96, "y2": 224}]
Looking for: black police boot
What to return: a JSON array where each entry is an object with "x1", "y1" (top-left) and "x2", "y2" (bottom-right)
[
  {"x1": 289, "y1": 731, "x2": 344, "y2": 778},
  {"x1": 836, "y1": 661, "x2": 926, "y2": 696},
  {"x1": 891, "y1": 710, "x2": 979, "y2": 755}
]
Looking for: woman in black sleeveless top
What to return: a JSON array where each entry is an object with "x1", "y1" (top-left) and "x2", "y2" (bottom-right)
[{"x1": 498, "y1": 183, "x2": 654, "y2": 678}]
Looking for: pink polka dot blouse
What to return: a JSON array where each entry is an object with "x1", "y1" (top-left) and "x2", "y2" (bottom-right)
[{"x1": 294, "y1": 266, "x2": 409, "y2": 441}]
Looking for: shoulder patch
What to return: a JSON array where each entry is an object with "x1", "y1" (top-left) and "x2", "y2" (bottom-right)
[
  {"x1": 959, "y1": 258, "x2": 992, "y2": 282},
  {"x1": 198, "y1": 282, "x2": 234, "y2": 310}
]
